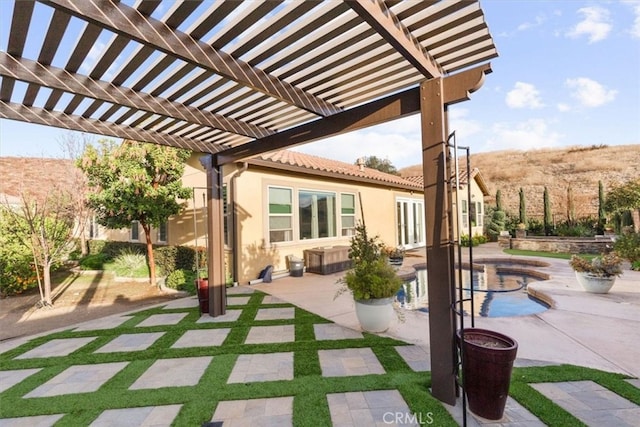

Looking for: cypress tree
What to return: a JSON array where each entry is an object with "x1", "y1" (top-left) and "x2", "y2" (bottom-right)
[
  {"x1": 519, "y1": 187, "x2": 526, "y2": 226},
  {"x1": 543, "y1": 186, "x2": 552, "y2": 235},
  {"x1": 567, "y1": 184, "x2": 575, "y2": 224},
  {"x1": 598, "y1": 180, "x2": 606, "y2": 233},
  {"x1": 495, "y1": 189, "x2": 502, "y2": 211}
]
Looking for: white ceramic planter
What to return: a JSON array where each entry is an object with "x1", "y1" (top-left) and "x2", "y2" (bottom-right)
[
  {"x1": 354, "y1": 297, "x2": 395, "y2": 332},
  {"x1": 574, "y1": 272, "x2": 616, "y2": 294}
]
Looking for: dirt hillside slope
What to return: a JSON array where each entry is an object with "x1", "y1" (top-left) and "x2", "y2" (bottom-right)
[{"x1": 400, "y1": 144, "x2": 640, "y2": 220}]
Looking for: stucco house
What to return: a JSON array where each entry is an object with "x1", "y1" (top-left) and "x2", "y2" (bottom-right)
[
  {"x1": 167, "y1": 150, "x2": 489, "y2": 284},
  {"x1": 1, "y1": 152, "x2": 488, "y2": 285}
]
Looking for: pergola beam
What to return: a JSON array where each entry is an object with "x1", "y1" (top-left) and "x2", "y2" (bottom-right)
[
  {"x1": 0, "y1": 52, "x2": 274, "y2": 139},
  {"x1": 40, "y1": 0, "x2": 342, "y2": 117},
  {"x1": 215, "y1": 86, "x2": 421, "y2": 165},
  {"x1": 347, "y1": 0, "x2": 444, "y2": 78},
  {"x1": 0, "y1": 100, "x2": 217, "y2": 153}
]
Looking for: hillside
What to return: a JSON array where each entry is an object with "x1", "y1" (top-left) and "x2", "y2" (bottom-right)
[{"x1": 399, "y1": 144, "x2": 640, "y2": 221}]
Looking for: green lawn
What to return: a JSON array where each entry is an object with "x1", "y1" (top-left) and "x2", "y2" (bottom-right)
[{"x1": 503, "y1": 249, "x2": 598, "y2": 260}]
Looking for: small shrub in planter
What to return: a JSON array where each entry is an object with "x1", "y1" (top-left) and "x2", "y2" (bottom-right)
[{"x1": 569, "y1": 253, "x2": 623, "y2": 277}]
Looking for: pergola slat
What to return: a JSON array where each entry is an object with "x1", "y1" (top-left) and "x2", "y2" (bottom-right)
[
  {"x1": 41, "y1": 0, "x2": 342, "y2": 117},
  {"x1": 0, "y1": 100, "x2": 220, "y2": 153},
  {"x1": 0, "y1": 52, "x2": 273, "y2": 139}
]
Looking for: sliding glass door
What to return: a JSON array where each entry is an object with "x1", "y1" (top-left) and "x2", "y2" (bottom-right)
[{"x1": 396, "y1": 198, "x2": 425, "y2": 248}]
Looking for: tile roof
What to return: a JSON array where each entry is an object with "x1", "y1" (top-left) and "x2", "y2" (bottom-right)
[
  {"x1": 251, "y1": 150, "x2": 422, "y2": 190},
  {"x1": 401, "y1": 168, "x2": 489, "y2": 196}
]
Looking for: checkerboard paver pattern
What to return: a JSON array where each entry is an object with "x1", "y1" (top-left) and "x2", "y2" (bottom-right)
[{"x1": 2, "y1": 287, "x2": 637, "y2": 427}]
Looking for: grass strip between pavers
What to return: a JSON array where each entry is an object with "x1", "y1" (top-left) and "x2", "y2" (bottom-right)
[{"x1": 1, "y1": 289, "x2": 637, "y2": 426}]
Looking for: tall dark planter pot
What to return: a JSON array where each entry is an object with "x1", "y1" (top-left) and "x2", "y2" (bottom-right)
[
  {"x1": 195, "y1": 279, "x2": 209, "y2": 314},
  {"x1": 458, "y1": 328, "x2": 518, "y2": 420}
]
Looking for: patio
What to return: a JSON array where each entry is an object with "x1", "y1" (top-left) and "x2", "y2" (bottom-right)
[{"x1": 1, "y1": 243, "x2": 639, "y2": 426}]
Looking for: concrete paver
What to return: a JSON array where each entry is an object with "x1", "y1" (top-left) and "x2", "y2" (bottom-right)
[
  {"x1": 327, "y1": 390, "x2": 418, "y2": 427},
  {"x1": 89, "y1": 404, "x2": 182, "y2": 427},
  {"x1": 254, "y1": 307, "x2": 295, "y2": 320},
  {"x1": 197, "y1": 309, "x2": 242, "y2": 323},
  {"x1": 314, "y1": 323, "x2": 364, "y2": 340},
  {"x1": 135, "y1": 313, "x2": 187, "y2": 327},
  {"x1": 16, "y1": 337, "x2": 96, "y2": 359},
  {"x1": 318, "y1": 348, "x2": 385, "y2": 377},
  {"x1": 227, "y1": 352, "x2": 294, "y2": 383},
  {"x1": 212, "y1": 396, "x2": 293, "y2": 427},
  {"x1": 0, "y1": 369, "x2": 41, "y2": 393},
  {"x1": 25, "y1": 362, "x2": 129, "y2": 397},
  {"x1": 245, "y1": 325, "x2": 295, "y2": 344},
  {"x1": 129, "y1": 356, "x2": 212, "y2": 389},
  {"x1": 532, "y1": 380, "x2": 640, "y2": 427},
  {"x1": 94, "y1": 332, "x2": 164, "y2": 353},
  {"x1": 171, "y1": 328, "x2": 231, "y2": 348}
]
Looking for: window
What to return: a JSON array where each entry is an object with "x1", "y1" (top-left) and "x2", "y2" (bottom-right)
[
  {"x1": 131, "y1": 221, "x2": 140, "y2": 241},
  {"x1": 268, "y1": 187, "x2": 293, "y2": 242},
  {"x1": 299, "y1": 190, "x2": 336, "y2": 239},
  {"x1": 396, "y1": 198, "x2": 425, "y2": 248},
  {"x1": 89, "y1": 215, "x2": 100, "y2": 239},
  {"x1": 476, "y1": 202, "x2": 483, "y2": 227},
  {"x1": 461, "y1": 200, "x2": 468, "y2": 228},
  {"x1": 341, "y1": 193, "x2": 356, "y2": 236},
  {"x1": 157, "y1": 222, "x2": 168, "y2": 243}
]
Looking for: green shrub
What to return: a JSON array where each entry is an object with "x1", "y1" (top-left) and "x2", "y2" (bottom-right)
[
  {"x1": 87, "y1": 240, "x2": 146, "y2": 258},
  {"x1": 111, "y1": 248, "x2": 147, "y2": 277},
  {"x1": 78, "y1": 253, "x2": 108, "y2": 270},
  {"x1": 0, "y1": 212, "x2": 39, "y2": 296},
  {"x1": 154, "y1": 245, "x2": 205, "y2": 275},
  {"x1": 165, "y1": 269, "x2": 197, "y2": 292},
  {"x1": 613, "y1": 231, "x2": 640, "y2": 264}
]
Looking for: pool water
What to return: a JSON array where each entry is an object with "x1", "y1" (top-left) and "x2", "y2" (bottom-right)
[{"x1": 397, "y1": 264, "x2": 549, "y2": 317}]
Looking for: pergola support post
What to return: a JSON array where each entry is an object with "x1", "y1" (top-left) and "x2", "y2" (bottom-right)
[
  {"x1": 421, "y1": 77, "x2": 457, "y2": 405},
  {"x1": 200, "y1": 155, "x2": 226, "y2": 317},
  {"x1": 420, "y1": 64, "x2": 491, "y2": 405}
]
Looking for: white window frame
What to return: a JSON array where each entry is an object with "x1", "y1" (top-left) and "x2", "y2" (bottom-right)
[
  {"x1": 298, "y1": 188, "x2": 337, "y2": 240},
  {"x1": 340, "y1": 193, "x2": 356, "y2": 237},
  {"x1": 268, "y1": 186, "x2": 294, "y2": 243},
  {"x1": 130, "y1": 220, "x2": 140, "y2": 242}
]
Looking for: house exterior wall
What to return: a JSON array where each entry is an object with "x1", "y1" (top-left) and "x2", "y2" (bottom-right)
[
  {"x1": 453, "y1": 182, "x2": 486, "y2": 239},
  {"x1": 232, "y1": 165, "x2": 417, "y2": 284}
]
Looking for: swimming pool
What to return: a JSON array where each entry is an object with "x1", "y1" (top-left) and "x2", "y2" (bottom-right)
[{"x1": 396, "y1": 260, "x2": 550, "y2": 317}]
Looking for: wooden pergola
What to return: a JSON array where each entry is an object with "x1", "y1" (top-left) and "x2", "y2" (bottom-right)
[{"x1": 0, "y1": 0, "x2": 497, "y2": 405}]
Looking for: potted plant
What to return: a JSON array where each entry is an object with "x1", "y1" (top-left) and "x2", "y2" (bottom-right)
[
  {"x1": 457, "y1": 328, "x2": 518, "y2": 420},
  {"x1": 336, "y1": 222, "x2": 403, "y2": 332},
  {"x1": 569, "y1": 252, "x2": 623, "y2": 293},
  {"x1": 383, "y1": 246, "x2": 405, "y2": 267}
]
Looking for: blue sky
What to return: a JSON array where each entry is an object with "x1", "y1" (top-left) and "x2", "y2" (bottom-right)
[{"x1": 1, "y1": 1, "x2": 639, "y2": 167}]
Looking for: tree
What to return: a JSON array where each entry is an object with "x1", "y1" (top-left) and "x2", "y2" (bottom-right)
[
  {"x1": 598, "y1": 180, "x2": 606, "y2": 233},
  {"x1": 518, "y1": 188, "x2": 526, "y2": 226},
  {"x1": 604, "y1": 178, "x2": 640, "y2": 232},
  {"x1": 357, "y1": 156, "x2": 399, "y2": 175},
  {"x1": 566, "y1": 184, "x2": 575, "y2": 224},
  {"x1": 495, "y1": 189, "x2": 502, "y2": 211},
  {"x1": 1, "y1": 190, "x2": 76, "y2": 306},
  {"x1": 77, "y1": 140, "x2": 192, "y2": 286},
  {"x1": 543, "y1": 186, "x2": 552, "y2": 236}
]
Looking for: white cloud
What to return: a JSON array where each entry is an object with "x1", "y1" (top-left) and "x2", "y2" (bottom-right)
[
  {"x1": 566, "y1": 6, "x2": 612, "y2": 43},
  {"x1": 449, "y1": 108, "x2": 483, "y2": 140},
  {"x1": 517, "y1": 14, "x2": 547, "y2": 31},
  {"x1": 623, "y1": 0, "x2": 640, "y2": 38},
  {"x1": 485, "y1": 119, "x2": 562, "y2": 151},
  {"x1": 557, "y1": 103, "x2": 571, "y2": 112},
  {"x1": 505, "y1": 82, "x2": 544, "y2": 109},
  {"x1": 565, "y1": 77, "x2": 617, "y2": 107},
  {"x1": 292, "y1": 116, "x2": 422, "y2": 168}
]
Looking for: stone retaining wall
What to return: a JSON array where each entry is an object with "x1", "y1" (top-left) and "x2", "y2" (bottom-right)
[{"x1": 499, "y1": 236, "x2": 614, "y2": 254}]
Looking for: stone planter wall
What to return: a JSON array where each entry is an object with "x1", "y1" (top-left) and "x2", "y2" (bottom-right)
[{"x1": 505, "y1": 236, "x2": 614, "y2": 254}]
